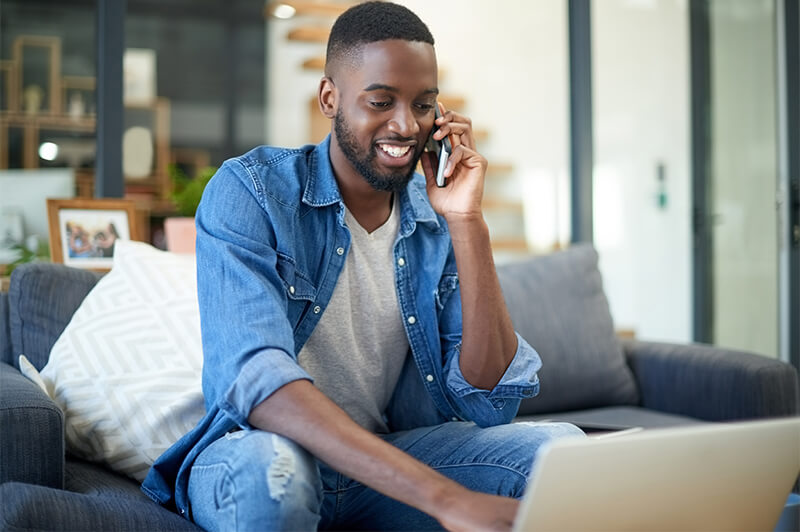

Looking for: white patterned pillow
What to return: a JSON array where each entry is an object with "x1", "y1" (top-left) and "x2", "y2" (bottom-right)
[{"x1": 22, "y1": 240, "x2": 205, "y2": 481}]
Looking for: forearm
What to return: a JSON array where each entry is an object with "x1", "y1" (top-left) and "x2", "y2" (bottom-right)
[
  {"x1": 447, "y1": 214, "x2": 518, "y2": 390},
  {"x1": 247, "y1": 379, "x2": 466, "y2": 521}
]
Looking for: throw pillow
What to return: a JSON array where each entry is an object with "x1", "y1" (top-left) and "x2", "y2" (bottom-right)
[
  {"x1": 497, "y1": 244, "x2": 640, "y2": 416},
  {"x1": 21, "y1": 240, "x2": 205, "y2": 481}
]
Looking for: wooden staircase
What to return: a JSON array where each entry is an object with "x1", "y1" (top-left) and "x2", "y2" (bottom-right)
[{"x1": 266, "y1": 1, "x2": 529, "y2": 258}]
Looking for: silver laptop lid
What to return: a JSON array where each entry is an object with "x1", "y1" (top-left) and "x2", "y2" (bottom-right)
[{"x1": 514, "y1": 417, "x2": 800, "y2": 532}]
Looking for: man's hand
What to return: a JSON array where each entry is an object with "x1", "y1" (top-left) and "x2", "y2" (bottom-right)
[
  {"x1": 436, "y1": 491, "x2": 520, "y2": 532},
  {"x1": 421, "y1": 103, "x2": 487, "y2": 221}
]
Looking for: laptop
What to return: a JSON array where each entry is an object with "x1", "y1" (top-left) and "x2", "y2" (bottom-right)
[{"x1": 513, "y1": 417, "x2": 800, "y2": 531}]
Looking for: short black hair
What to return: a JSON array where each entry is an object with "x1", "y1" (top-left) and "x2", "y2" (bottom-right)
[{"x1": 325, "y1": 1, "x2": 434, "y2": 76}]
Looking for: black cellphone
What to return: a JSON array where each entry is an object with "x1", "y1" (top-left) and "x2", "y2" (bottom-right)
[{"x1": 425, "y1": 105, "x2": 452, "y2": 187}]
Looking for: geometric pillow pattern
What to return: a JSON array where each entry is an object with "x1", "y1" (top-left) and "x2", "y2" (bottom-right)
[{"x1": 28, "y1": 241, "x2": 205, "y2": 481}]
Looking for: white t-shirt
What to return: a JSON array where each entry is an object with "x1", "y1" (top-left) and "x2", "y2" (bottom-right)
[{"x1": 297, "y1": 196, "x2": 409, "y2": 433}]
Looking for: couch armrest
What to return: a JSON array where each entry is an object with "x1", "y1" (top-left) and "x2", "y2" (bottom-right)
[
  {"x1": 0, "y1": 361, "x2": 64, "y2": 489},
  {"x1": 622, "y1": 340, "x2": 799, "y2": 421}
]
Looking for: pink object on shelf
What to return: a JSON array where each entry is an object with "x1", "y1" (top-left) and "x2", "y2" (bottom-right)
[{"x1": 163, "y1": 217, "x2": 196, "y2": 254}]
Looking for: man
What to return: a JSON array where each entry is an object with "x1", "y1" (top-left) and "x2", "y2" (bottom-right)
[{"x1": 142, "y1": 3, "x2": 583, "y2": 530}]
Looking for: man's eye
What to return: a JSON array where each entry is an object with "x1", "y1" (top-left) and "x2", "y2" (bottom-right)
[
  {"x1": 370, "y1": 101, "x2": 391, "y2": 109},
  {"x1": 415, "y1": 103, "x2": 435, "y2": 111}
]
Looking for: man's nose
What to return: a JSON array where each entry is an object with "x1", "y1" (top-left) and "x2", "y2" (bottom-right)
[{"x1": 387, "y1": 106, "x2": 420, "y2": 137}]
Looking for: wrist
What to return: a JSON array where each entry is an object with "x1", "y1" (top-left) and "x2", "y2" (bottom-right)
[
  {"x1": 446, "y1": 213, "x2": 490, "y2": 244},
  {"x1": 424, "y1": 477, "x2": 471, "y2": 522}
]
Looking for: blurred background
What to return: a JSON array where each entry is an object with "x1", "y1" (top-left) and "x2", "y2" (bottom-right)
[{"x1": 1, "y1": 0, "x2": 797, "y2": 368}]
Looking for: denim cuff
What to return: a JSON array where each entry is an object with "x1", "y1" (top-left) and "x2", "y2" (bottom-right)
[
  {"x1": 220, "y1": 348, "x2": 313, "y2": 429},
  {"x1": 445, "y1": 332, "x2": 541, "y2": 401}
]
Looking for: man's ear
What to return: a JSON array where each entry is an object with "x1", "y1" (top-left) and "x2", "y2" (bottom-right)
[{"x1": 318, "y1": 77, "x2": 337, "y2": 119}]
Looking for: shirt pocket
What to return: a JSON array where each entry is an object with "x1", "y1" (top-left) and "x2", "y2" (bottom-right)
[
  {"x1": 275, "y1": 253, "x2": 318, "y2": 326},
  {"x1": 434, "y1": 273, "x2": 459, "y2": 311}
]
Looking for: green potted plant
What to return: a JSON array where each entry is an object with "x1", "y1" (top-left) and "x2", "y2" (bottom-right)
[{"x1": 164, "y1": 164, "x2": 216, "y2": 253}]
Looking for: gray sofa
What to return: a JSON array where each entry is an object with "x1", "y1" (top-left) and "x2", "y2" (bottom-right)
[{"x1": 1, "y1": 244, "x2": 797, "y2": 531}]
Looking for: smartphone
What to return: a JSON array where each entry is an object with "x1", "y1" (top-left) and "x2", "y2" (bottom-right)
[{"x1": 425, "y1": 105, "x2": 452, "y2": 187}]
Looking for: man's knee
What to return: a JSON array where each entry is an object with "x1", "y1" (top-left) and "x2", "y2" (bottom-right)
[{"x1": 188, "y1": 430, "x2": 322, "y2": 531}]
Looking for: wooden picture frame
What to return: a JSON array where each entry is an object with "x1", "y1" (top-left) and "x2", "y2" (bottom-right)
[{"x1": 47, "y1": 198, "x2": 141, "y2": 271}]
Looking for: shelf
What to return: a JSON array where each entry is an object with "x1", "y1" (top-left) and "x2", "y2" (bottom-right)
[{"x1": 0, "y1": 111, "x2": 96, "y2": 132}]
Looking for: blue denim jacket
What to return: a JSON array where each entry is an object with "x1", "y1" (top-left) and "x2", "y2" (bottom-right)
[{"x1": 141, "y1": 136, "x2": 542, "y2": 515}]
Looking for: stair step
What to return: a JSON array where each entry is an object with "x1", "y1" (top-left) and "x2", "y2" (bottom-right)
[
  {"x1": 302, "y1": 57, "x2": 326, "y2": 70},
  {"x1": 482, "y1": 198, "x2": 523, "y2": 212},
  {"x1": 287, "y1": 26, "x2": 331, "y2": 43},
  {"x1": 438, "y1": 95, "x2": 465, "y2": 111},
  {"x1": 490, "y1": 238, "x2": 529, "y2": 252},
  {"x1": 265, "y1": 1, "x2": 351, "y2": 19},
  {"x1": 486, "y1": 162, "x2": 514, "y2": 176}
]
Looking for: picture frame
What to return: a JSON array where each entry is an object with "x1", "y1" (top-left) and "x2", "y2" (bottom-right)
[{"x1": 47, "y1": 198, "x2": 140, "y2": 271}]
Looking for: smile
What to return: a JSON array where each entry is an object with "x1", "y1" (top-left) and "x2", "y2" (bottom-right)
[{"x1": 378, "y1": 144, "x2": 412, "y2": 158}]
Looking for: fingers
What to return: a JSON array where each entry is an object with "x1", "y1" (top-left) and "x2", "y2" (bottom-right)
[
  {"x1": 434, "y1": 103, "x2": 475, "y2": 151},
  {"x1": 443, "y1": 143, "x2": 487, "y2": 179}
]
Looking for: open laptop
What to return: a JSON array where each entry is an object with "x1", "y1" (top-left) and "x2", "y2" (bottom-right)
[{"x1": 513, "y1": 417, "x2": 800, "y2": 531}]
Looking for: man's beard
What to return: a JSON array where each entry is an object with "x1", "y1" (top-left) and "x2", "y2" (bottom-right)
[{"x1": 334, "y1": 108, "x2": 420, "y2": 192}]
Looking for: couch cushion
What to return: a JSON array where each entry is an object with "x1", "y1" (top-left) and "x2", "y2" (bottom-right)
[
  {"x1": 0, "y1": 481, "x2": 202, "y2": 531},
  {"x1": 24, "y1": 241, "x2": 205, "y2": 482},
  {"x1": 8, "y1": 263, "x2": 100, "y2": 370},
  {"x1": 497, "y1": 244, "x2": 639, "y2": 415}
]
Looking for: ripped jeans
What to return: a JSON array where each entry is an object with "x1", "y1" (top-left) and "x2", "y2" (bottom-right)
[{"x1": 186, "y1": 421, "x2": 584, "y2": 531}]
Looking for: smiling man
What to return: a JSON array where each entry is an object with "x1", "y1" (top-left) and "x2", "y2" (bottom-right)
[{"x1": 142, "y1": 2, "x2": 583, "y2": 531}]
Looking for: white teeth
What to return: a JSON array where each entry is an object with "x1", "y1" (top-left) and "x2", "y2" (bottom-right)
[{"x1": 379, "y1": 144, "x2": 411, "y2": 158}]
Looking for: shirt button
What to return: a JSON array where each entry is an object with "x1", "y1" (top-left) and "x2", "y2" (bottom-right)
[
  {"x1": 336, "y1": 247, "x2": 345, "y2": 256},
  {"x1": 397, "y1": 257, "x2": 406, "y2": 266},
  {"x1": 451, "y1": 417, "x2": 459, "y2": 422},
  {"x1": 313, "y1": 306, "x2": 321, "y2": 314},
  {"x1": 407, "y1": 316, "x2": 416, "y2": 325},
  {"x1": 426, "y1": 374, "x2": 434, "y2": 382},
  {"x1": 289, "y1": 286, "x2": 295, "y2": 295}
]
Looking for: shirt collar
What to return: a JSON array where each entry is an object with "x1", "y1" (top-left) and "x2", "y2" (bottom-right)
[{"x1": 303, "y1": 135, "x2": 443, "y2": 234}]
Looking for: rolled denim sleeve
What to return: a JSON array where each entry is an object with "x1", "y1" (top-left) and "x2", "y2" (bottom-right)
[
  {"x1": 220, "y1": 348, "x2": 312, "y2": 429},
  {"x1": 443, "y1": 333, "x2": 541, "y2": 427}
]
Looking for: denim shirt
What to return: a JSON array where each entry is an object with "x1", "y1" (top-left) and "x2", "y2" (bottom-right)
[{"x1": 141, "y1": 136, "x2": 542, "y2": 516}]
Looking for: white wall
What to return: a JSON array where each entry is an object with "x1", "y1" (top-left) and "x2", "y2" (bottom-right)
[{"x1": 592, "y1": 0, "x2": 692, "y2": 342}]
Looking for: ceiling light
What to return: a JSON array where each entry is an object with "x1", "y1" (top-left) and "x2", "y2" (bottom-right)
[
  {"x1": 38, "y1": 142, "x2": 59, "y2": 161},
  {"x1": 272, "y1": 4, "x2": 297, "y2": 19}
]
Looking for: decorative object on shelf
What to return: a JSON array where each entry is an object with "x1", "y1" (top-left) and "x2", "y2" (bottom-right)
[
  {"x1": 122, "y1": 126, "x2": 154, "y2": 179},
  {"x1": 67, "y1": 91, "x2": 85, "y2": 120},
  {"x1": 47, "y1": 198, "x2": 141, "y2": 271},
  {"x1": 123, "y1": 48, "x2": 156, "y2": 106},
  {"x1": 23, "y1": 84, "x2": 43, "y2": 115},
  {"x1": 163, "y1": 164, "x2": 216, "y2": 254}
]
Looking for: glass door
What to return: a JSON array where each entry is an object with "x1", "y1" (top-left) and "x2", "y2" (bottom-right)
[{"x1": 707, "y1": 0, "x2": 781, "y2": 358}]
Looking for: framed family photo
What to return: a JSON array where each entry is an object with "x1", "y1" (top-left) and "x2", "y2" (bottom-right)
[{"x1": 47, "y1": 198, "x2": 141, "y2": 271}]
